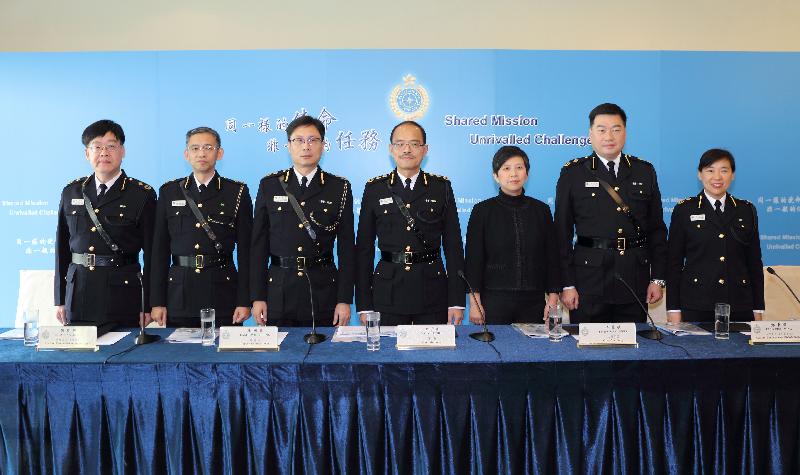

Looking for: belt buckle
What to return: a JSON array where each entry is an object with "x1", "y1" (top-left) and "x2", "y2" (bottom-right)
[
  {"x1": 404, "y1": 251, "x2": 414, "y2": 265},
  {"x1": 86, "y1": 253, "x2": 95, "y2": 267},
  {"x1": 296, "y1": 256, "x2": 306, "y2": 271},
  {"x1": 617, "y1": 237, "x2": 626, "y2": 251},
  {"x1": 195, "y1": 254, "x2": 204, "y2": 269}
]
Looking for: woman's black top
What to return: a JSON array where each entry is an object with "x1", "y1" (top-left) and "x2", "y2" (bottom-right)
[{"x1": 465, "y1": 190, "x2": 561, "y2": 294}]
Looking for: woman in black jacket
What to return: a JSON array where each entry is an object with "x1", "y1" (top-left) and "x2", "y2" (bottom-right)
[{"x1": 465, "y1": 146, "x2": 561, "y2": 324}]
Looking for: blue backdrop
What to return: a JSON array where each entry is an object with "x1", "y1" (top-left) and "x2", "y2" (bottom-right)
[{"x1": 1, "y1": 50, "x2": 798, "y2": 327}]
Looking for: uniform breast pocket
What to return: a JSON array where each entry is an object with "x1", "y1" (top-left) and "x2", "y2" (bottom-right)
[
  {"x1": 104, "y1": 211, "x2": 137, "y2": 228},
  {"x1": 209, "y1": 212, "x2": 235, "y2": 229},
  {"x1": 168, "y1": 207, "x2": 192, "y2": 233},
  {"x1": 376, "y1": 204, "x2": 398, "y2": 234},
  {"x1": 574, "y1": 187, "x2": 599, "y2": 212},
  {"x1": 416, "y1": 201, "x2": 445, "y2": 225},
  {"x1": 309, "y1": 205, "x2": 338, "y2": 228},
  {"x1": 267, "y1": 202, "x2": 287, "y2": 229},
  {"x1": 66, "y1": 207, "x2": 89, "y2": 234}
]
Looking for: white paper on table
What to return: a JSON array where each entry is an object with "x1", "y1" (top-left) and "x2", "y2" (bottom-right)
[
  {"x1": 332, "y1": 325, "x2": 397, "y2": 342},
  {"x1": 97, "y1": 331, "x2": 130, "y2": 345},
  {"x1": 512, "y1": 323, "x2": 567, "y2": 339},
  {"x1": 166, "y1": 328, "x2": 286, "y2": 345},
  {"x1": 655, "y1": 322, "x2": 712, "y2": 336},
  {"x1": 0, "y1": 328, "x2": 25, "y2": 340}
]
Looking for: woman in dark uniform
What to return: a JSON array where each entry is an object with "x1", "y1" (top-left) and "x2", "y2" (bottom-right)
[
  {"x1": 666, "y1": 148, "x2": 764, "y2": 322},
  {"x1": 464, "y1": 146, "x2": 561, "y2": 324}
]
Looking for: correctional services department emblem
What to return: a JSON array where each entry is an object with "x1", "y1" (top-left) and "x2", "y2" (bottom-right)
[{"x1": 389, "y1": 74, "x2": 430, "y2": 120}]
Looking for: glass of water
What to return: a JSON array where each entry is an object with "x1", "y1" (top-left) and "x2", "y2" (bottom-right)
[
  {"x1": 715, "y1": 303, "x2": 730, "y2": 340},
  {"x1": 23, "y1": 308, "x2": 39, "y2": 347},
  {"x1": 200, "y1": 308, "x2": 215, "y2": 346},
  {"x1": 364, "y1": 312, "x2": 381, "y2": 351},
  {"x1": 548, "y1": 304, "x2": 564, "y2": 342}
]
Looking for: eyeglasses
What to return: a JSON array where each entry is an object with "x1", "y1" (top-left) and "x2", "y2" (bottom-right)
[
  {"x1": 187, "y1": 144, "x2": 219, "y2": 152},
  {"x1": 88, "y1": 144, "x2": 120, "y2": 153},
  {"x1": 289, "y1": 137, "x2": 323, "y2": 146},
  {"x1": 390, "y1": 142, "x2": 425, "y2": 150}
]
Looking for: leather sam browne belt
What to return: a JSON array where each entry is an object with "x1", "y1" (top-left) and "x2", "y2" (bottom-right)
[
  {"x1": 381, "y1": 249, "x2": 441, "y2": 265},
  {"x1": 72, "y1": 252, "x2": 138, "y2": 267},
  {"x1": 576, "y1": 236, "x2": 647, "y2": 251},
  {"x1": 271, "y1": 254, "x2": 334, "y2": 271},
  {"x1": 172, "y1": 254, "x2": 232, "y2": 269}
]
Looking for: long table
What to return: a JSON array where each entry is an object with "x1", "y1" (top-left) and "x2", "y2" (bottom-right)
[{"x1": 1, "y1": 325, "x2": 799, "y2": 474}]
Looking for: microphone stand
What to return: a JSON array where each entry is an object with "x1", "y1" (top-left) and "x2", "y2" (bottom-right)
[
  {"x1": 614, "y1": 274, "x2": 662, "y2": 341},
  {"x1": 767, "y1": 266, "x2": 800, "y2": 305},
  {"x1": 458, "y1": 271, "x2": 495, "y2": 342},
  {"x1": 302, "y1": 269, "x2": 326, "y2": 344},
  {"x1": 135, "y1": 271, "x2": 160, "y2": 345}
]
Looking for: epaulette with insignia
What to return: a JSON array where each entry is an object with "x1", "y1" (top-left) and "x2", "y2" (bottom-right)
[
  {"x1": 562, "y1": 157, "x2": 587, "y2": 169},
  {"x1": 71, "y1": 176, "x2": 86, "y2": 184},
  {"x1": 427, "y1": 172, "x2": 450, "y2": 182},
  {"x1": 367, "y1": 173, "x2": 390, "y2": 183},
  {"x1": 677, "y1": 196, "x2": 694, "y2": 205},
  {"x1": 263, "y1": 170, "x2": 284, "y2": 179},
  {"x1": 221, "y1": 176, "x2": 245, "y2": 185},
  {"x1": 627, "y1": 154, "x2": 653, "y2": 167},
  {"x1": 323, "y1": 171, "x2": 347, "y2": 182}
]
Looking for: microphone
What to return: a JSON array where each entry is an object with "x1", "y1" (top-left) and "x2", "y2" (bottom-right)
[
  {"x1": 458, "y1": 270, "x2": 494, "y2": 342},
  {"x1": 135, "y1": 271, "x2": 160, "y2": 345},
  {"x1": 302, "y1": 268, "x2": 326, "y2": 344},
  {"x1": 767, "y1": 266, "x2": 800, "y2": 305},
  {"x1": 614, "y1": 273, "x2": 662, "y2": 341}
]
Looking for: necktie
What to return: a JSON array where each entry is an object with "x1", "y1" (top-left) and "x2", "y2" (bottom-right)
[
  {"x1": 403, "y1": 178, "x2": 412, "y2": 201},
  {"x1": 607, "y1": 160, "x2": 616, "y2": 178},
  {"x1": 714, "y1": 199, "x2": 722, "y2": 214},
  {"x1": 198, "y1": 184, "x2": 207, "y2": 194},
  {"x1": 97, "y1": 183, "x2": 107, "y2": 200},
  {"x1": 300, "y1": 176, "x2": 308, "y2": 196}
]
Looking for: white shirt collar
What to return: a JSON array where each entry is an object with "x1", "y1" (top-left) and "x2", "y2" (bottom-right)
[
  {"x1": 704, "y1": 191, "x2": 727, "y2": 211},
  {"x1": 396, "y1": 170, "x2": 420, "y2": 190},
  {"x1": 293, "y1": 167, "x2": 318, "y2": 185},
  {"x1": 193, "y1": 173, "x2": 215, "y2": 190},
  {"x1": 94, "y1": 171, "x2": 122, "y2": 195},
  {"x1": 596, "y1": 153, "x2": 621, "y2": 169}
]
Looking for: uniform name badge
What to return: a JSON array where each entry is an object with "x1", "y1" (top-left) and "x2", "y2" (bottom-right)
[
  {"x1": 379, "y1": 197, "x2": 393, "y2": 206},
  {"x1": 273, "y1": 195, "x2": 289, "y2": 203},
  {"x1": 585, "y1": 181, "x2": 600, "y2": 188},
  {"x1": 71, "y1": 198, "x2": 85, "y2": 205},
  {"x1": 171, "y1": 200, "x2": 186, "y2": 207},
  {"x1": 577, "y1": 323, "x2": 638, "y2": 348},
  {"x1": 690, "y1": 214, "x2": 706, "y2": 221},
  {"x1": 396, "y1": 325, "x2": 456, "y2": 350},
  {"x1": 218, "y1": 326, "x2": 279, "y2": 351},
  {"x1": 750, "y1": 321, "x2": 800, "y2": 344},
  {"x1": 37, "y1": 326, "x2": 98, "y2": 351}
]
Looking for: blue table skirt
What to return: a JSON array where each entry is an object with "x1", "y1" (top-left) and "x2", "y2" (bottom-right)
[{"x1": 1, "y1": 326, "x2": 799, "y2": 474}]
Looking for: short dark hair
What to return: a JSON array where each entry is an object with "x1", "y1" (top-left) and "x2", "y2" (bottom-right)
[
  {"x1": 286, "y1": 115, "x2": 325, "y2": 141},
  {"x1": 589, "y1": 103, "x2": 627, "y2": 127},
  {"x1": 186, "y1": 126, "x2": 221, "y2": 147},
  {"x1": 698, "y1": 148, "x2": 736, "y2": 172},
  {"x1": 390, "y1": 120, "x2": 427, "y2": 144},
  {"x1": 82, "y1": 119, "x2": 125, "y2": 147},
  {"x1": 492, "y1": 146, "x2": 530, "y2": 174}
]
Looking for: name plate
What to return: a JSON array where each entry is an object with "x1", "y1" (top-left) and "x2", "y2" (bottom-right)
[
  {"x1": 577, "y1": 323, "x2": 638, "y2": 348},
  {"x1": 750, "y1": 321, "x2": 800, "y2": 344},
  {"x1": 396, "y1": 325, "x2": 456, "y2": 350},
  {"x1": 37, "y1": 326, "x2": 98, "y2": 351},
  {"x1": 217, "y1": 326, "x2": 279, "y2": 351}
]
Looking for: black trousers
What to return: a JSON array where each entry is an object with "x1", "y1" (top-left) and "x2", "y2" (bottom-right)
[
  {"x1": 480, "y1": 290, "x2": 546, "y2": 324},
  {"x1": 568, "y1": 300, "x2": 646, "y2": 324}
]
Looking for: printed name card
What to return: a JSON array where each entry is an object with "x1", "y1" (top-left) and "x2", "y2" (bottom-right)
[
  {"x1": 218, "y1": 326, "x2": 279, "y2": 351},
  {"x1": 750, "y1": 321, "x2": 800, "y2": 344},
  {"x1": 37, "y1": 326, "x2": 98, "y2": 351},
  {"x1": 577, "y1": 323, "x2": 638, "y2": 348},
  {"x1": 396, "y1": 325, "x2": 456, "y2": 350}
]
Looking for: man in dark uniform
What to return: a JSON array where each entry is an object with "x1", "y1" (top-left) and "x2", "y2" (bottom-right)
[
  {"x1": 666, "y1": 148, "x2": 764, "y2": 322},
  {"x1": 356, "y1": 120, "x2": 465, "y2": 326},
  {"x1": 55, "y1": 119, "x2": 156, "y2": 331},
  {"x1": 250, "y1": 116, "x2": 354, "y2": 327},
  {"x1": 150, "y1": 127, "x2": 253, "y2": 328},
  {"x1": 555, "y1": 103, "x2": 667, "y2": 323}
]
